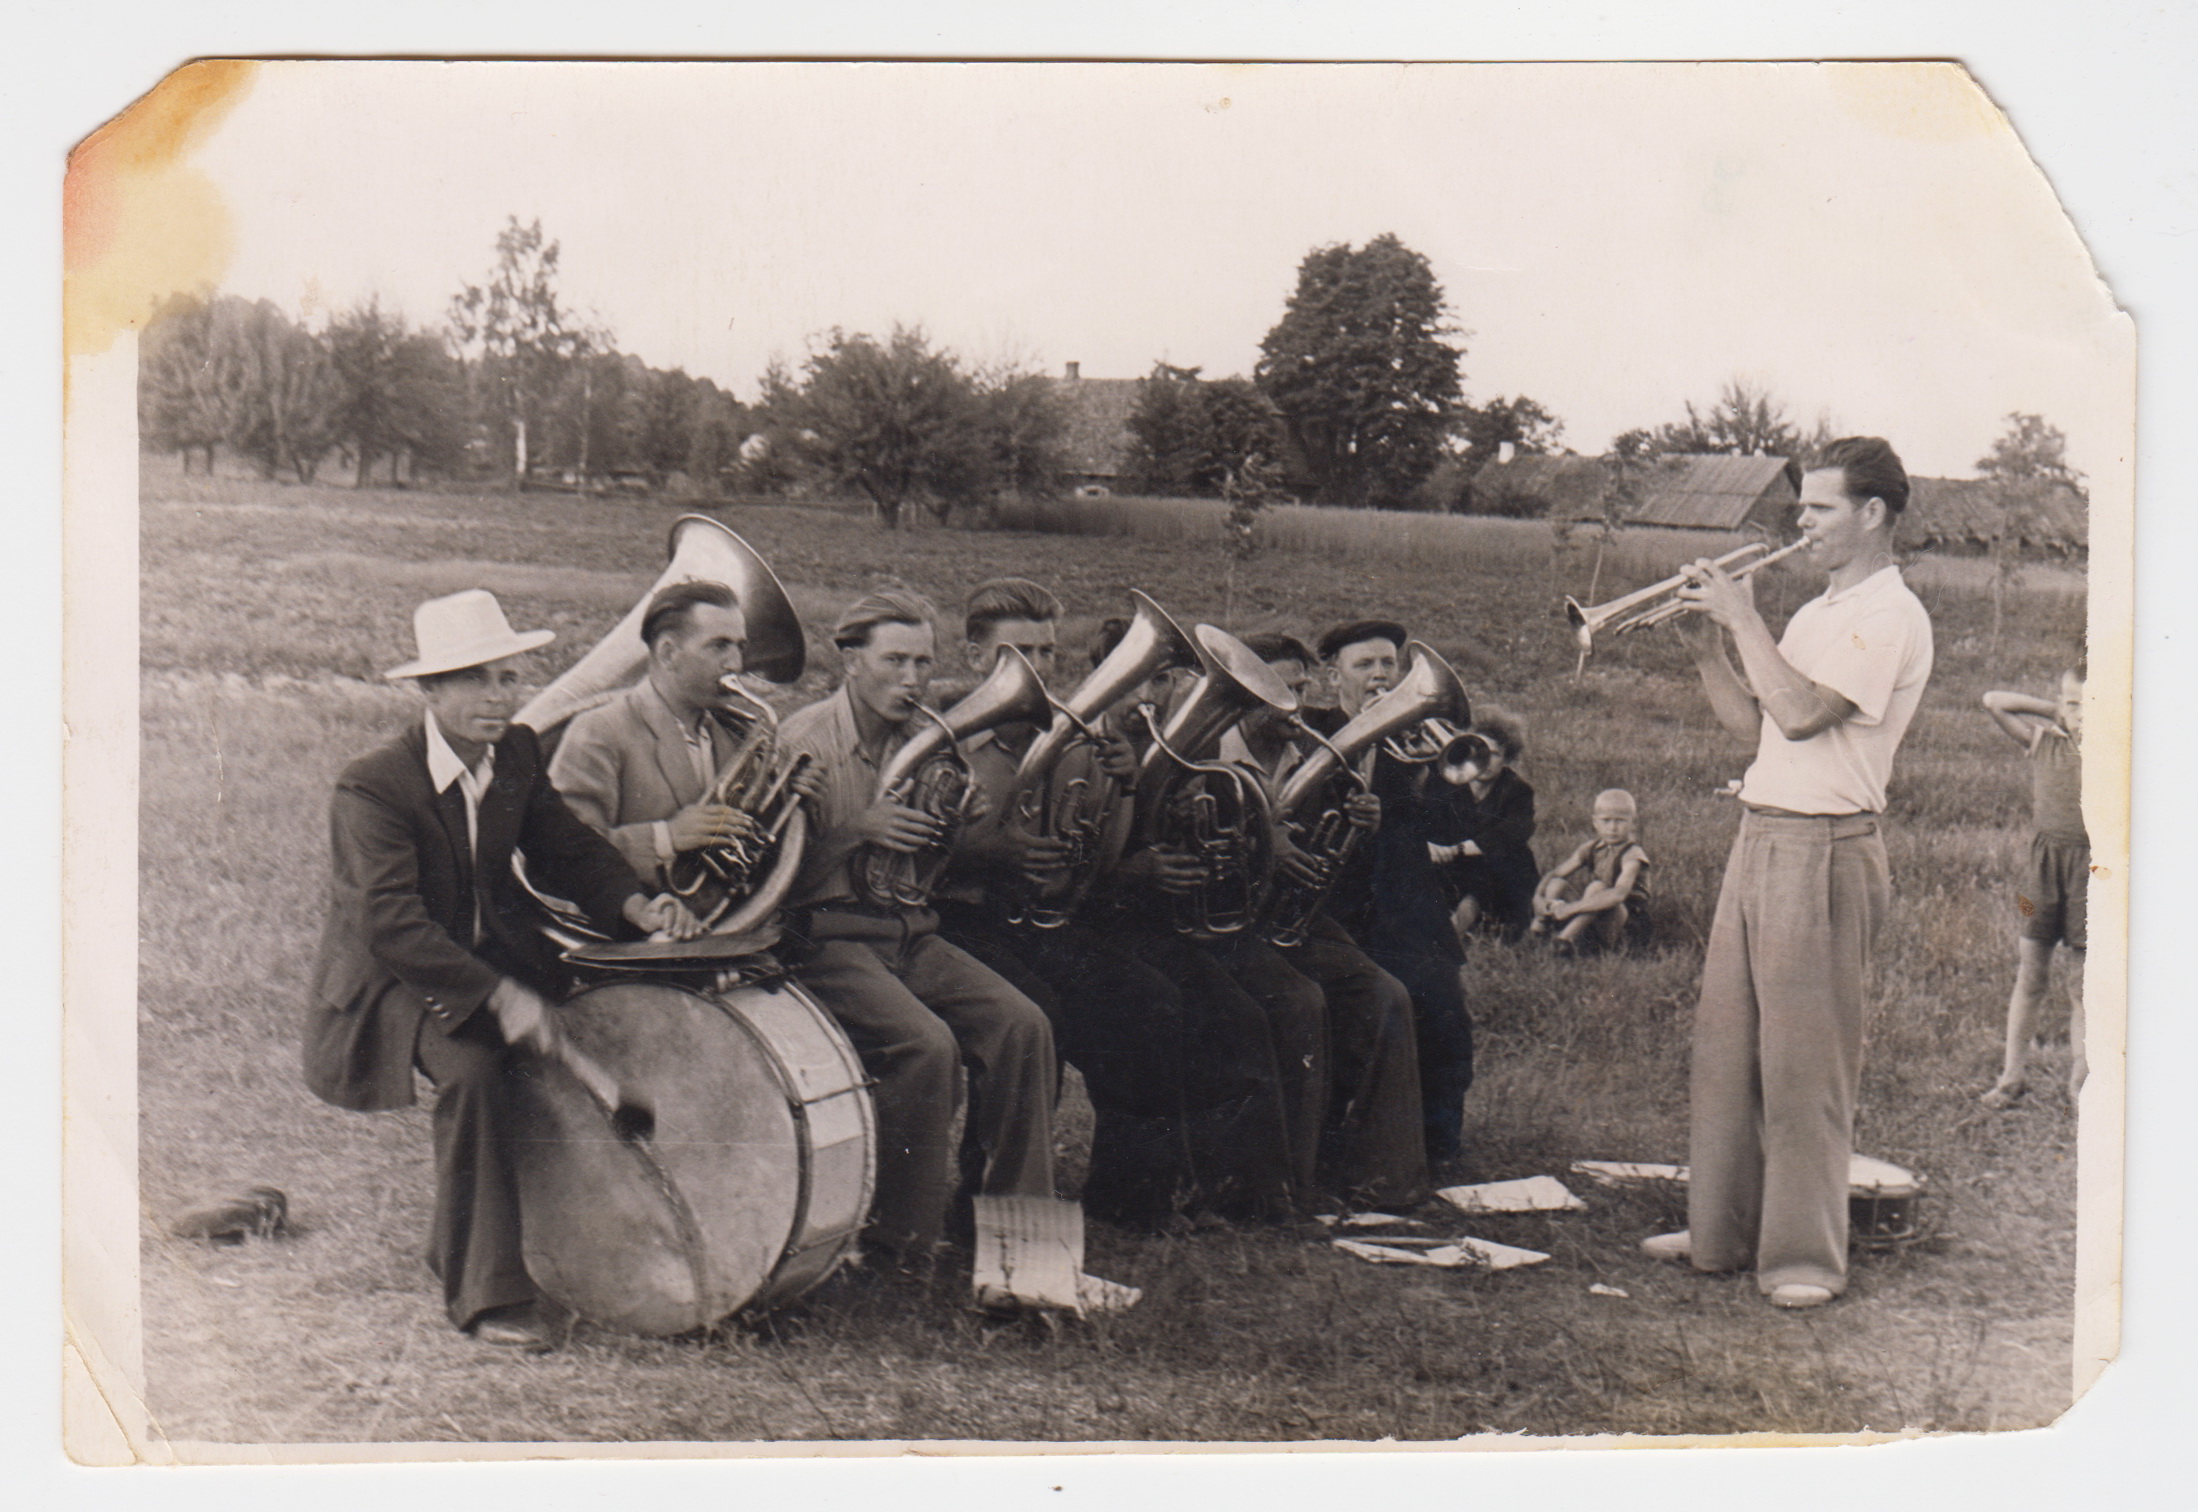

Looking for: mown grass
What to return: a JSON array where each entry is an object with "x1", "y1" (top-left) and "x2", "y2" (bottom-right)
[{"x1": 136, "y1": 456, "x2": 2084, "y2": 1443}]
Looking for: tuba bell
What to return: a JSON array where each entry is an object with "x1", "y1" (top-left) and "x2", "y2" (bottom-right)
[
  {"x1": 852, "y1": 645, "x2": 1053, "y2": 910},
  {"x1": 1134, "y1": 624, "x2": 1298, "y2": 938},
  {"x1": 1261, "y1": 641, "x2": 1470, "y2": 947},
  {"x1": 1005, "y1": 591, "x2": 1201, "y2": 929},
  {"x1": 514, "y1": 515, "x2": 813, "y2": 941}
]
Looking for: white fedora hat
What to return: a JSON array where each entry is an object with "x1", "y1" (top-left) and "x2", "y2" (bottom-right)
[{"x1": 383, "y1": 589, "x2": 556, "y2": 681}]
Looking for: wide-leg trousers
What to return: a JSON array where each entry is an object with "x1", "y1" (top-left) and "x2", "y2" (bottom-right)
[
  {"x1": 1292, "y1": 913, "x2": 1429, "y2": 1208},
  {"x1": 413, "y1": 1011, "x2": 534, "y2": 1332},
  {"x1": 1688, "y1": 811, "x2": 1889, "y2": 1295},
  {"x1": 794, "y1": 906, "x2": 1057, "y2": 1254}
]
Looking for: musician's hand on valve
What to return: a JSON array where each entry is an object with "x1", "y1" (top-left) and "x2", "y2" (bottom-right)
[
  {"x1": 1012, "y1": 829, "x2": 1074, "y2": 877},
  {"x1": 1095, "y1": 735, "x2": 1139, "y2": 784},
  {"x1": 667, "y1": 800, "x2": 751, "y2": 853},
  {"x1": 789, "y1": 764, "x2": 826, "y2": 806},
  {"x1": 1121, "y1": 844, "x2": 1206, "y2": 894},
  {"x1": 854, "y1": 799, "x2": 945, "y2": 853},
  {"x1": 627, "y1": 892, "x2": 704, "y2": 941},
  {"x1": 1274, "y1": 834, "x2": 1322, "y2": 886},
  {"x1": 1676, "y1": 558, "x2": 1756, "y2": 633},
  {"x1": 1343, "y1": 791, "x2": 1382, "y2": 832}
]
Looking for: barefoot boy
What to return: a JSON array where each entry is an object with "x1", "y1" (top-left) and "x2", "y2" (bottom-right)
[
  {"x1": 1531, "y1": 788, "x2": 1651, "y2": 951},
  {"x1": 1979, "y1": 660, "x2": 2088, "y2": 1109}
]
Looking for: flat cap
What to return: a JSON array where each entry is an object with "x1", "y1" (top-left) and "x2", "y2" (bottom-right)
[{"x1": 1317, "y1": 619, "x2": 1409, "y2": 661}]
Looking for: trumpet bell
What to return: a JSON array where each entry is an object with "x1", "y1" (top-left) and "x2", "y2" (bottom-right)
[{"x1": 516, "y1": 515, "x2": 807, "y2": 733}]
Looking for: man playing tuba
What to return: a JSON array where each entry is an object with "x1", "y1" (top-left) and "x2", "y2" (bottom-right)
[
  {"x1": 550, "y1": 579, "x2": 821, "y2": 903},
  {"x1": 776, "y1": 589, "x2": 1059, "y2": 1271}
]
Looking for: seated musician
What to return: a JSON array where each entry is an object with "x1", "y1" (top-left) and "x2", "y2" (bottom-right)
[
  {"x1": 924, "y1": 581, "x2": 1173, "y2": 1222},
  {"x1": 1226, "y1": 632, "x2": 1428, "y2": 1209},
  {"x1": 549, "y1": 579, "x2": 823, "y2": 895},
  {"x1": 1309, "y1": 619, "x2": 1475, "y2": 1176},
  {"x1": 1098, "y1": 626, "x2": 1329, "y2": 1218},
  {"x1": 302, "y1": 590, "x2": 701, "y2": 1354},
  {"x1": 775, "y1": 589, "x2": 1059, "y2": 1271}
]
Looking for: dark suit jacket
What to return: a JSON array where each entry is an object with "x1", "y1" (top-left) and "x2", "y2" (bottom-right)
[{"x1": 303, "y1": 719, "x2": 645, "y2": 1112}]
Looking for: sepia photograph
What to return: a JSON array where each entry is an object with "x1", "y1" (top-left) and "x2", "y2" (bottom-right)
[{"x1": 60, "y1": 55, "x2": 2136, "y2": 1461}]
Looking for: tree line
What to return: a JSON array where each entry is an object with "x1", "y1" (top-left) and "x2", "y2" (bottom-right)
[{"x1": 137, "y1": 218, "x2": 2083, "y2": 534}]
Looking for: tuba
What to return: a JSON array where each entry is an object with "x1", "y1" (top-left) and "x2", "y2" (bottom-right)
[
  {"x1": 1006, "y1": 591, "x2": 1201, "y2": 929},
  {"x1": 851, "y1": 645, "x2": 1052, "y2": 909},
  {"x1": 514, "y1": 515, "x2": 812, "y2": 941},
  {"x1": 1134, "y1": 624, "x2": 1298, "y2": 939},
  {"x1": 1261, "y1": 641, "x2": 1470, "y2": 947}
]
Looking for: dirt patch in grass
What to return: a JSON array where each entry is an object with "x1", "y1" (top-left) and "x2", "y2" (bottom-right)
[{"x1": 134, "y1": 462, "x2": 2081, "y2": 1445}]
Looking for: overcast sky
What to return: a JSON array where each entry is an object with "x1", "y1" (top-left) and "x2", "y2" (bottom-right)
[{"x1": 193, "y1": 61, "x2": 2127, "y2": 481}]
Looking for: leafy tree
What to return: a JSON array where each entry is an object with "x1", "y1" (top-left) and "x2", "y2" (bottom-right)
[
  {"x1": 139, "y1": 291, "x2": 225, "y2": 472},
  {"x1": 1643, "y1": 377, "x2": 1829, "y2": 460},
  {"x1": 1975, "y1": 411, "x2": 2087, "y2": 644},
  {"x1": 1976, "y1": 411, "x2": 2085, "y2": 497},
  {"x1": 975, "y1": 366, "x2": 1069, "y2": 503},
  {"x1": 1454, "y1": 395, "x2": 1566, "y2": 475},
  {"x1": 770, "y1": 325, "x2": 990, "y2": 528},
  {"x1": 325, "y1": 296, "x2": 460, "y2": 487},
  {"x1": 1254, "y1": 234, "x2": 1463, "y2": 509},
  {"x1": 448, "y1": 217, "x2": 598, "y2": 489},
  {"x1": 1122, "y1": 364, "x2": 1287, "y2": 498}
]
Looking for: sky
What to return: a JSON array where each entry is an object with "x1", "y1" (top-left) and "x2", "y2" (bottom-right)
[{"x1": 191, "y1": 61, "x2": 2129, "y2": 482}]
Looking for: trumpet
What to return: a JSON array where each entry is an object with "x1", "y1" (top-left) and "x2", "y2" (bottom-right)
[{"x1": 1564, "y1": 538, "x2": 1808, "y2": 654}]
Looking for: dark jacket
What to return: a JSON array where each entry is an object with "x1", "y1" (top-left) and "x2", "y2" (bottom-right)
[
  {"x1": 1421, "y1": 767, "x2": 1540, "y2": 924},
  {"x1": 1298, "y1": 704, "x2": 1430, "y2": 945},
  {"x1": 303, "y1": 719, "x2": 644, "y2": 1113}
]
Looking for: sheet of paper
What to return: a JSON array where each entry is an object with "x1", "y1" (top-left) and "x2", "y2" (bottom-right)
[
  {"x1": 1436, "y1": 1175, "x2": 1587, "y2": 1214},
  {"x1": 972, "y1": 1194, "x2": 1086, "y2": 1314}
]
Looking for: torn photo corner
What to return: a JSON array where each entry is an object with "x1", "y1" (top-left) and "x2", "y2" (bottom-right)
[{"x1": 64, "y1": 57, "x2": 2132, "y2": 1460}]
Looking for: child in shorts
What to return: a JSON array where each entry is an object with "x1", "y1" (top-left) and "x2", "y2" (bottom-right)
[
  {"x1": 1530, "y1": 788, "x2": 1651, "y2": 951},
  {"x1": 1980, "y1": 662, "x2": 2088, "y2": 1109}
]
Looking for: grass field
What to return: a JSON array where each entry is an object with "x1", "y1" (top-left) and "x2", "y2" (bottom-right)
[{"x1": 135, "y1": 457, "x2": 2087, "y2": 1445}]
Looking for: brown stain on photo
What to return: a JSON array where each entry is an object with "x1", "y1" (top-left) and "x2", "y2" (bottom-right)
[{"x1": 64, "y1": 59, "x2": 258, "y2": 361}]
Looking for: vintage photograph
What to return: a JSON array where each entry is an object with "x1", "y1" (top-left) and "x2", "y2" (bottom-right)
[{"x1": 65, "y1": 59, "x2": 2131, "y2": 1454}]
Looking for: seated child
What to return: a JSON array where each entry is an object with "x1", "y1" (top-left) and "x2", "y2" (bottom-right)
[
  {"x1": 1422, "y1": 706, "x2": 1539, "y2": 942},
  {"x1": 1531, "y1": 788, "x2": 1651, "y2": 951},
  {"x1": 1979, "y1": 660, "x2": 2088, "y2": 1110}
]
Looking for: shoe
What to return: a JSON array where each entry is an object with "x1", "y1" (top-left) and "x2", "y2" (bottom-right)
[
  {"x1": 1640, "y1": 1230, "x2": 1691, "y2": 1262},
  {"x1": 1979, "y1": 1082, "x2": 2027, "y2": 1111},
  {"x1": 1768, "y1": 1283, "x2": 1835, "y2": 1309},
  {"x1": 471, "y1": 1303, "x2": 555, "y2": 1353}
]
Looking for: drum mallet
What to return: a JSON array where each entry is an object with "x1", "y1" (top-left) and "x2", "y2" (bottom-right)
[{"x1": 540, "y1": 1026, "x2": 657, "y2": 1144}]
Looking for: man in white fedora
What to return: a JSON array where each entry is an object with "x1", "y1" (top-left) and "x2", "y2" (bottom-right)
[{"x1": 303, "y1": 589, "x2": 701, "y2": 1352}]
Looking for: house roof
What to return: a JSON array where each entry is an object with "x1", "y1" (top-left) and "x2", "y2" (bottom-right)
[
  {"x1": 1907, "y1": 476, "x2": 2087, "y2": 551},
  {"x1": 1470, "y1": 452, "x2": 1615, "y2": 519},
  {"x1": 1626, "y1": 454, "x2": 1798, "y2": 530},
  {"x1": 1051, "y1": 377, "x2": 1142, "y2": 478}
]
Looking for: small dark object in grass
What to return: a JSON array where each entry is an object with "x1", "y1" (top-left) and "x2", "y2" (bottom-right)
[{"x1": 168, "y1": 1185, "x2": 288, "y2": 1244}]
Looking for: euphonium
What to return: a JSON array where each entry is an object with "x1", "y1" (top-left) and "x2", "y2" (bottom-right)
[
  {"x1": 513, "y1": 514, "x2": 812, "y2": 942},
  {"x1": 1006, "y1": 591, "x2": 1201, "y2": 929},
  {"x1": 1261, "y1": 641, "x2": 1471, "y2": 947},
  {"x1": 1135, "y1": 624, "x2": 1298, "y2": 938},
  {"x1": 852, "y1": 645, "x2": 1052, "y2": 909}
]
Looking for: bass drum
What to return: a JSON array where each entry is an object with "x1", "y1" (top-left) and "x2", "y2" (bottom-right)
[{"x1": 511, "y1": 975, "x2": 875, "y2": 1336}]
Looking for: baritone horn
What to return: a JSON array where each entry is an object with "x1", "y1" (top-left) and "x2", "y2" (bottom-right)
[
  {"x1": 852, "y1": 645, "x2": 1052, "y2": 910},
  {"x1": 1006, "y1": 591, "x2": 1201, "y2": 929},
  {"x1": 1564, "y1": 537, "x2": 1808, "y2": 654},
  {"x1": 513, "y1": 514, "x2": 813, "y2": 941},
  {"x1": 1262, "y1": 641, "x2": 1470, "y2": 948},
  {"x1": 1135, "y1": 624, "x2": 1298, "y2": 939}
]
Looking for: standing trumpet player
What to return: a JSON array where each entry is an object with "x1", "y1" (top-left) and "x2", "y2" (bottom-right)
[{"x1": 1650, "y1": 438, "x2": 1934, "y2": 1310}]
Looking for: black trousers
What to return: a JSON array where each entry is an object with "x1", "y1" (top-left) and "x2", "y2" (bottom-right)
[
  {"x1": 413, "y1": 1010, "x2": 535, "y2": 1332},
  {"x1": 1364, "y1": 939, "x2": 1473, "y2": 1164},
  {"x1": 1289, "y1": 913, "x2": 1429, "y2": 1207}
]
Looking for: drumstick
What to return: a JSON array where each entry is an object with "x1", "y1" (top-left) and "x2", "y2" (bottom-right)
[{"x1": 546, "y1": 1034, "x2": 657, "y2": 1144}]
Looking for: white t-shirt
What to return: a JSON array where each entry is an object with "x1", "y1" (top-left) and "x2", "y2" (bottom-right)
[{"x1": 1737, "y1": 565, "x2": 1934, "y2": 816}]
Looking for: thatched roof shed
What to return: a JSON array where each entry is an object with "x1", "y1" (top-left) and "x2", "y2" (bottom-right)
[
  {"x1": 1906, "y1": 476, "x2": 2087, "y2": 554},
  {"x1": 1626, "y1": 454, "x2": 1801, "y2": 531}
]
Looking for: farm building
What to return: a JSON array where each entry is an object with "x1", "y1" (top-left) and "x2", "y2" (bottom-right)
[
  {"x1": 1476, "y1": 451, "x2": 1800, "y2": 532},
  {"x1": 1905, "y1": 476, "x2": 2088, "y2": 555},
  {"x1": 1051, "y1": 362, "x2": 1143, "y2": 493}
]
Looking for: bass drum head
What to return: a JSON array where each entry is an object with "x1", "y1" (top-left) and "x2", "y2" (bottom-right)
[{"x1": 512, "y1": 980, "x2": 801, "y2": 1337}]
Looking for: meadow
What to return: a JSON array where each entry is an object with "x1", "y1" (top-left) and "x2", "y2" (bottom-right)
[{"x1": 135, "y1": 459, "x2": 2087, "y2": 1445}]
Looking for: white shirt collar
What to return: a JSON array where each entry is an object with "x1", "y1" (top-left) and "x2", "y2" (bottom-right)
[
  {"x1": 1818, "y1": 562, "x2": 1903, "y2": 606},
  {"x1": 424, "y1": 711, "x2": 494, "y2": 794}
]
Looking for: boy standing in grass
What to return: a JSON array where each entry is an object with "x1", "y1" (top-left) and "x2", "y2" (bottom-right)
[
  {"x1": 1979, "y1": 661, "x2": 2089, "y2": 1110},
  {"x1": 1530, "y1": 788, "x2": 1652, "y2": 951}
]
